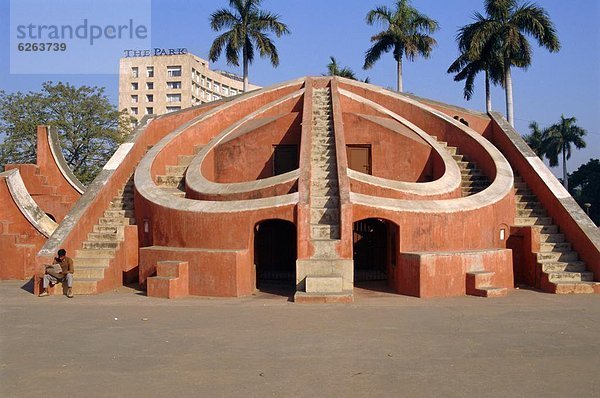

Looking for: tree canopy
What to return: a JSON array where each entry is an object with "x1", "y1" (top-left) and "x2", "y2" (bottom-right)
[
  {"x1": 0, "y1": 82, "x2": 132, "y2": 184},
  {"x1": 208, "y1": 0, "x2": 290, "y2": 91},
  {"x1": 569, "y1": 158, "x2": 600, "y2": 225},
  {"x1": 363, "y1": 0, "x2": 439, "y2": 92}
]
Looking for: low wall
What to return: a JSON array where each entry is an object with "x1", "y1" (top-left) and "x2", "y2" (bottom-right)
[
  {"x1": 139, "y1": 246, "x2": 252, "y2": 297},
  {"x1": 395, "y1": 249, "x2": 513, "y2": 297}
]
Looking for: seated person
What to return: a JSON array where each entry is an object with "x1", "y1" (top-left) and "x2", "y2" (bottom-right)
[{"x1": 39, "y1": 249, "x2": 74, "y2": 298}]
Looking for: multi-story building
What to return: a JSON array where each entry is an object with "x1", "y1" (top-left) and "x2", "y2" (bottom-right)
[{"x1": 118, "y1": 51, "x2": 260, "y2": 121}]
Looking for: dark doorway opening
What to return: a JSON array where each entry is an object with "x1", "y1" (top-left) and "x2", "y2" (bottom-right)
[
  {"x1": 254, "y1": 220, "x2": 296, "y2": 291},
  {"x1": 353, "y1": 218, "x2": 399, "y2": 294},
  {"x1": 273, "y1": 145, "x2": 298, "y2": 176}
]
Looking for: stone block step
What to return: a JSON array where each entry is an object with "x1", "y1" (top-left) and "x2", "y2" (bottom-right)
[
  {"x1": 108, "y1": 201, "x2": 134, "y2": 211},
  {"x1": 516, "y1": 201, "x2": 543, "y2": 210},
  {"x1": 87, "y1": 232, "x2": 120, "y2": 242},
  {"x1": 98, "y1": 217, "x2": 136, "y2": 226},
  {"x1": 539, "y1": 225, "x2": 559, "y2": 234},
  {"x1": 93, "y1": 225, "x2": 123, "y2": 234},
  {"x1": 517, "y1": 208, "x2": 547, "y2": 218},
  {"x1": 456, "y1": 161, "x2": 475, "y2": 170},
  {"x1": 306, "y1": 276, "x2": 343, "y2": 293},
  {"x1": 311, "y1": 196, "x2": 339, "y2": 208},
  {"x1": 514, "y1": 217, "x2": 553, "y2": 226},
  {"x1": 69, "y1": 279, "x2": 99, "y2": 295},
  {"x1": 76, "y1": 249, "x2": 116, "y2": 258},
  {"x1": 104, "y1": 210, "x2": 135, "y2": 219},
  {"x1": 74, "y1": 266, "x2": 107, "y2": 279},
  {"x1": 445, "y1": 146, "x2": 458, "y2": 155},
  {"x1": 452, "y1": 154, "x2": 464, "y2": 161},
  {"x1": 311, "y1": 186, "x2": 339, "y2": 196},
  {"x1": 156, "y1": 175, "x2": 184, "y2": 187},
  {"x1": 311, "y1": 224, "x2": 340, "y2": 240},
  {"x1": 540, "y1": 242, "x2": 571, "y2": 252},
  {"x1": 553, "y1": 282, "x2": 600, "y2": 294},
  {"x1": 166, "y1": 165, "x2": 188, "y2": 175},
  {"x1": 311, "y1": 179, "x2": 337, "y2": 189},
  {"x1": 471, "y1": 286, "x2": 508, "y2": 298},
  {"x1": 461, "y1": 180, "x2": 488, "y2": 188},
  {"x1": 310, "y1": 208, "x2": 340, "y2": 224},
  {"x1": 515, "y1": 194, "x2": 537, "y2": 203},
  {"x1": 537, "y1": 251, "x2": 578, "y2": 262},
  {"x1": 74, "y1": 256, "x2": 111, "y2": 267},
  {"x1": 546, "y1": 271, "x2": 594, "y2": 283},
  {"x1": 82, "y1": 241, "x2": 120, "y2": 250},
  {"x1": 539, "y1": 233, "x2": 565, "y2": 243},
  {"x1": 294, "y1": 291, "x2": 353, "y2": 304},
  {"x1": 540, "y1": 260, "x2": 586, "y2": 273}
]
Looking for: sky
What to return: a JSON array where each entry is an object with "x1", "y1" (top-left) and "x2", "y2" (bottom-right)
[{"x1": 0, "y1": 0, "x2": 598, "y2": 176}]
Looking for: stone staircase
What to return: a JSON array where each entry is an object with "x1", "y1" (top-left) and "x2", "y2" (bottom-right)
[
  {"x1": 513, "y1": 174, "x2": 598, "y2": 294},
  {"x1": 69, "y1": 178, "x2": 137, "y2": 294},
  {"x1": 434, "y1": 140, "x2": 490, "y2": 197},
  {"x1": 466, "y1": 270, "x2": 507, "y2": 297},
  {"x1": 295, "y1": 87, "x2": 352, "y2": 303},
  {"x1": 155, "y1": 145, "x2": 204, "y2": 198}
]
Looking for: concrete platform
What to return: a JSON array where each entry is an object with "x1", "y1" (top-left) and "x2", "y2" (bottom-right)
[{"x1": 1, "y1": 281, "x2": 599, "y2": 397}]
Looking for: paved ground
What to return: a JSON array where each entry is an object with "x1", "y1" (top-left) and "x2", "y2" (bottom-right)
[{"x1": 1, "y1": 281, "x2": 599, "y2": 398}]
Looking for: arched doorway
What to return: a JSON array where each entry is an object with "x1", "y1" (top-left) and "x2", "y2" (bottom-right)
[
  {"x1": 353, "y1": 218, "x2": 398, "y2": 289},
  {"x1": 254, "y1": 219, "x2": 296, "y2": 290}
]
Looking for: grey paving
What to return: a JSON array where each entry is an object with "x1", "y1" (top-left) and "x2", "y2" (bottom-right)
[{"x1": 1, "y1": 281, "x2": 599, "y2": 398}]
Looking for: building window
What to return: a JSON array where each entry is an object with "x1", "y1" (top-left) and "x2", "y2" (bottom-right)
[
  {"x1": 131, "y1": 82, "x2": 138, "y2": 90},
  {"x1": 131, "y1": 107, "x2": 138, "y2": 115},
  {"x1": 166, "y1": 106, "x2": 181, "y2": 113},
  {"x1": 201, "y1": 76, "x2": 206, "y2": 86},
  {"x1": 167, "y1": 66, "x2": 182, "y2": 77},
  {"x1": 146, "y1": 82, "x2": 154, "y2": 90},
  {"x1": 131, "y1": 67, "x2": 139, "y2": 78},
  {"x1": 167, "y1": 81, "x2": 182, "y2": 89},
  {"x1": 146, "y1": 107, "x2": 153, "y2": 115},
  {"x1": 166, "y1": 93, "x2": 181, "y2": 103},
  {"x1": 146, "y1": 94, "x2": 153, "y2": 102},
  {"x1": 131, "y1": 95, "x2": 138, "y2": 103},
  {"x1": 206, "y1": 80, "x2": 212, "y2": 90},
  {"x1": 222, "y1": 86, "x2": 228, "y2": 95},
  {"x1": 146, "y1": 66, "x2": 154, "y2": 77},
  {"x1": 213, "y1": 83, "x2": 220, "y2": 92},
  {"x1": 230, "y1": 89, "x2": 237, "y2": 96}
]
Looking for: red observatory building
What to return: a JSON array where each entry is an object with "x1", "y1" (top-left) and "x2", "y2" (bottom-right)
[{"x1": 4, "y1": 77, "x2": 598, "y2": 300}]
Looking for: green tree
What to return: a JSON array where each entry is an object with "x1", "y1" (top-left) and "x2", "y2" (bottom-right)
[
  {"x1": 569, "y1": 159, "x2": 600, "y2": 225},
  {"x1": 542, "y1": 115, "x2": 587, "y2": 190},
  {"x1": 523, "y1": 121, "x2": 546, "y2": 157},
  {"x1": 461, "y1": 0, "x2": 560, "y2": 126},
  {"x1": 363, "y1": 0, "x2": 439, "y2": 92},
  {"x1": 447, "y1": 13, "x2": 504, "y2": 112},
  {"x1": 325, "y1": 56, "x2": 357, "y2": 79},
  {"x1": 208, "y1": 0, "x2": 290, "y2": 92},
  {"x1": 0, "y1": 82, "x2": 131, "y2": 184}
]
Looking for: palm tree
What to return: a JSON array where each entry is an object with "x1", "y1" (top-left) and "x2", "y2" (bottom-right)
[
  {"x1": 363, "y1": 0, "x2": 439, "y2": 92},
  {"x1": 523, "y1": 121, "x2": 546, "y2": 157},
  {"x1": 325, "y1": 57, "x2": 357, "y2": 79},
  {"x1": 462, "y1": 0, "x2": 560, "y2": 126},
  {"x1": 542, "y1": 115, "x2": 587, "y2": 190},
  {"x1": 208, "y1": 0, "x2": 290, "y2": 92},
  {"x1": 447, "y1": 14, "x2": 504, "y2": 113}
]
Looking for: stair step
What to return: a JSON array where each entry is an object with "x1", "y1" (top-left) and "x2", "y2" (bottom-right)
[
  {"x1": 156, "y1": 175, "x2": 184, "y2": 187},
  {"x1": 98, "y1": 217, "x2": 136, "y2": 226},
  {"x1": 514, "y1": 217, "x2": 553, "y2": 226},
  {"x1": 540, "y1": 261, "x2": 586, "y2": 273},
  {"x1": 74, "y1": 257, "x2": 111, "y2": 267},
  {"x1": 82, "y1": 241, "x2": 120, "y2": 250},
  {"x1": 74, "y1": 266, "x2": 107, "y2": 279},
  {"x1": 537, "y1": 251, "x2": 578, "y2": 262},
  {"x1": 553, "y1": 282, "x2": 600, "y2": 294},
  {"x1": 311, "y1": 196, "x2": 339, "y2": 208},
  {"x1": 166, "y1": 165, "x2": 188, "y2": 175},
  {"x1": 87, "y1": 232, "x2": 120, "y2": 242},
  {"x1": 539, "y1": 233, "x2": 565, "y2": 243},
  {"x1": 540, "y1": 242, "x2": 571, "y2": 252},
  {"x1": 93, "y1": 225, "x2": 123, "y2": 234},
  {"x1": 160, "y1": 187, "x2": 186, "y2": 197},
  {"x1": 517, "y1": 208, "x2": 547, "y2": 218},
  {"x1": 311, "y1": 224, "x2": 340, "y2": 240},
  {"x1": 516, "y1": 201, "x2": 543, "y2": 210},
  {"x1": 310, "y1": 208, "x2": 340, "y2": 224},
  {"x1": 104, "y1": 210, "x2": 135, "y2": 218},
  {"x1": 76, "y1": 249, "x2": 116, "y2": 258},
  {"x1": 546, "y1": 271, "x2": 594, "y2": 283}
]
